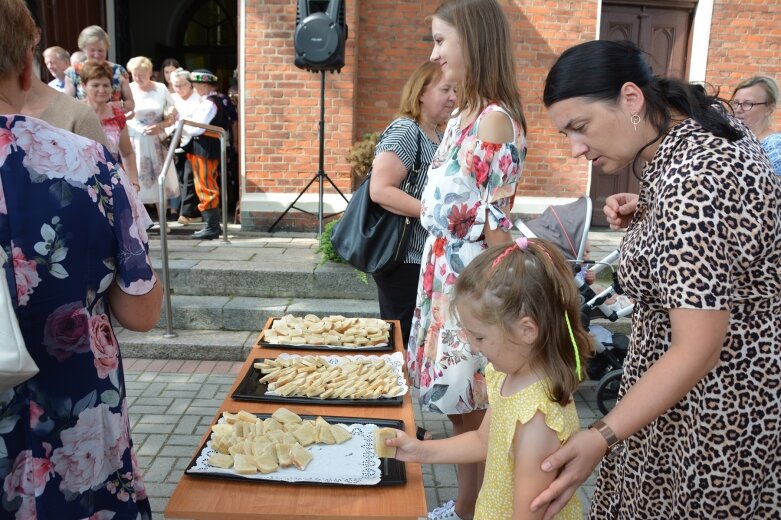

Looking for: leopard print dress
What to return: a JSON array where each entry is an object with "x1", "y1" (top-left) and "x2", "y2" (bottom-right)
[{"x1": 590, "y1": 118, "x2": 781, "y2": 518}]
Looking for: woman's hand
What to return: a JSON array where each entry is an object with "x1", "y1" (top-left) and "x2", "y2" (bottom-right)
[
  {"x1": 529, "y1": 428, "x2": 606, "y2": 520},
  {"x1": 603, "y1": 193, "x2": 638, "y2": 230},
  {"x1": 143, "y1": 122, "x2": 165, "y2": 136},
  {"x1": 385, "y1": 429, "x2": 425, "y2": 463}
]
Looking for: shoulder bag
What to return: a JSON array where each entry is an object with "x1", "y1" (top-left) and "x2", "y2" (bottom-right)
[
  {"x1": 0, "y1": 248, "x2": 38, "y2": 392},
  {"x1": 330, "y1": 129, "x2": 422, "y2": 274}
]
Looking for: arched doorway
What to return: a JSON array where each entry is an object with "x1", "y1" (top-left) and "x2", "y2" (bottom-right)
[
  {"x1": 117, "y1": 0, "x2": 237, "y2": 93},
  {"x1": 177, "y1": 0, "x2": 238, "y2": 94}
]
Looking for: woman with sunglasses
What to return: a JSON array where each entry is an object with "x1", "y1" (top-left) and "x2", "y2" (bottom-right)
[{"x1": 731, "y1": 76, "x2": 780, "y2": 175}]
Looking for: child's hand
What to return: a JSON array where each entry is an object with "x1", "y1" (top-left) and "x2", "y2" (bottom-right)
[
  {"x1": 584, "y1": 269, "x2": 596, "y2": 285},
  {"x1": 385, "y1": 429, "x2": 425, "y2": 463}
]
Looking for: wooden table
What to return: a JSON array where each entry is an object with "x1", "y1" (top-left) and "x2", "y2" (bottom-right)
[{"x1": 165, "y1": 320, "x2": 427, "y2": 520}]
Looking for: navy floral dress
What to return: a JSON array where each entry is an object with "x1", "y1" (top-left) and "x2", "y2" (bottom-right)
[{"x1": 0, "y1": 115, "x2": 155, "y2": 519}]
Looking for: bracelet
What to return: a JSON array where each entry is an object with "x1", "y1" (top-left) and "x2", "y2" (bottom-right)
[{"x1": 589, "y1": 419, "x2": 620, "y2": 456}]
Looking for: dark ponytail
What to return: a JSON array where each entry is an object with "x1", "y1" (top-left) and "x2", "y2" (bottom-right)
[
  {"x1": 643, "y1": 77, "x2": 742, "y2": 141},
  {"x1": 544, "y1": 40, "x2": 743, "y2": 143}
]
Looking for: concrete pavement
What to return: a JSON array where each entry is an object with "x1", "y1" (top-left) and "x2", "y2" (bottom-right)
[
  {"x1": 125, "y1": 227, "x2": 624, "y2": 517},
  {"x1": 125, "y1": 359, "x2": 601, "y2": 518}
]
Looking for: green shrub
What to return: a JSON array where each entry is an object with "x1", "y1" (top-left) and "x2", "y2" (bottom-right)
[
  {"x1": 317, "y1": 219, "x2": 344, "y2": 265},
  {"x1": 346, "y1": 132, "x2": 380, "y2": 179},
  {"x1": 317, "y1": 219, "x2": 368, "y2": 284}
]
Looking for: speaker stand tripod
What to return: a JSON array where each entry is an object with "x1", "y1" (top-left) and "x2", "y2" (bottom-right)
[{"x1": 268, "y1": 71, "x2": 348, "y2": 236}]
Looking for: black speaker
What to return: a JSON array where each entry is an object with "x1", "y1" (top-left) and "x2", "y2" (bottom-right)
[{"x1": 294, "y1": 0, "x2": 348, "y2": 72}]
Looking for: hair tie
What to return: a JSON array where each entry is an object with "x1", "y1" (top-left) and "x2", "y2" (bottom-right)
[
  {"x1": 564, "y1": 310, "x2": 583, "y2": 381},
  {"x1": 515, "y1": 236, "x2": 528, "y2": 250}
]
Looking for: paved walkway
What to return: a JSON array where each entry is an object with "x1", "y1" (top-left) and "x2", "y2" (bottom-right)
[
  {"x1": 127, "y1": 228, "x2": 624, "y2": 518},
  {"x1": 125, "y1": 363, "x2": 602, "y2": 519}
]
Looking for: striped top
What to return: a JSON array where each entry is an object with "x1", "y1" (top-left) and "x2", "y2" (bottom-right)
[{"x1": 374, "y1": 117, "x2": 441, "y2": 264}]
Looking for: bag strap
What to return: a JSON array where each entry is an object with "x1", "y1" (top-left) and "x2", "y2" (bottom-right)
[{"x1": 401, "y1": 128, "x2": 423, "y2": 195}]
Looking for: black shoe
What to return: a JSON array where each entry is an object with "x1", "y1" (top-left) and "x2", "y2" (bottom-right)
[
  {"x1": 191, "y1": 226, "x2": 221, "y2": 240},
  {"x1": 191, "y1": 208, "x2": 221, "y2": 240}
]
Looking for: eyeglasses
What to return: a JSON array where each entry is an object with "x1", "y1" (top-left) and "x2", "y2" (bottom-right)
[{"x1": 730, "y1": 101, "x2": 767, "y2": 111}]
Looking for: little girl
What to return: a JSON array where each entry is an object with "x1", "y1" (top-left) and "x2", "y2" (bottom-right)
[{"x1": 388, "y1": 237, "x2": 591, "y2": 520}]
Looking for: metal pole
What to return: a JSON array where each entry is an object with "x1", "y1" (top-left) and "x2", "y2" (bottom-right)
[
  {"x1": 157, "y1": 119, "x2": 229, "y2": 339},
  {"x1": 317, "y1": 70, "x2": 326, "y2": 237},
  {"x1": 159, "y1": 120, "x2": 185, "y2": 338},
  {"x1": 220, "y1": 132, "x2": 230, "y2": 244}
]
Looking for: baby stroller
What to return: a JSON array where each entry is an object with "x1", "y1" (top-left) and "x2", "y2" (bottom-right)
[{"x1": 514, "y1": 197, "x2": 633, "y2": 415}]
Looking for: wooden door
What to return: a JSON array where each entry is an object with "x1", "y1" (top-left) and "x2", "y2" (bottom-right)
[
  {"x1": 30, "y1": 0, "x2": 106, "y2": 82},
  {"x1": 591, "y1": 1, "x2": 694, "y2": 226}
]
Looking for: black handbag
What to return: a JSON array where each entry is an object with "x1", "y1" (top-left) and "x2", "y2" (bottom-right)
[{"x1": 330, "y1": 129, "x2": 422, "y2": 274}]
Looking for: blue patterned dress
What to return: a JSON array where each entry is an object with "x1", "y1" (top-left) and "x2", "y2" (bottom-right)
[{"x1": 0, "y1": 115, "x2": 155, "y2": 519}]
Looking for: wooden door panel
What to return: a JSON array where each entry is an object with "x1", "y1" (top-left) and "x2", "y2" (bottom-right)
[
  {"x1": 645, "y1": 8, "x2": 691, "y2": 78},
  {"x1": 600, "y1": 8, "x2": 641, "y2": 42},
  {"x1": 590, "y1": 2, "x2": 692, "y2": 226},
  {"x1": 34, "y1": 0, "x2": 105, "y2": 82}
]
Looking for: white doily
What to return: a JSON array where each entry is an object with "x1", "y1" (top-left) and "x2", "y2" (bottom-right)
[
  {"x1": 264, "y1": 320, "x2": 391, "y2": 350},
  {"x1": 263, "y1": 352, "x2": 409, "y2": 398},
  {"x1": 187, "y1": 422, "x2": 384, "y2": 485}
]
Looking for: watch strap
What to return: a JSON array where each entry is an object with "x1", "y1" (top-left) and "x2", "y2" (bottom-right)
[{"x1": 590, "y1": 419, "x2": 620, "y2": 455}]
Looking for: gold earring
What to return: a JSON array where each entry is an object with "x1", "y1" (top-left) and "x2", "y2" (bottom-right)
[{"x1": 630, "y1": 113, "x2": 641, "y2": 132}]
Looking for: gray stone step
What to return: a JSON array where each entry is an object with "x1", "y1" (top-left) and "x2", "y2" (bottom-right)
[
  {"x1": 116, "y1": 327, "x2": 256, "y2": 361},
  {"x1": 156, "y1": 295, "x2": 380, "y2": 331},
  {"x1": 152, "y1": 258, "x2": 378, "y2": 299},
  {"x1": 148, "y1": 235, "x2": 378, "y2": 300}
]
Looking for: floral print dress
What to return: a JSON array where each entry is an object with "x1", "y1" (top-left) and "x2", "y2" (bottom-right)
[
  {"x1": 407, "y1": 104, "x2": 526, "y2": 414},
  {"x1": 0, "y1": 115, "x2": 155, "y2": 519}
]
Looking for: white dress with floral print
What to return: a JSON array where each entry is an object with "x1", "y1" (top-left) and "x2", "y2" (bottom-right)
[
  {"x1": 407, "y1": 104, "x2": 526, "y2": 414},
  {"x1": 0, "y1": 115, "x2": 155, "y2": 519}
]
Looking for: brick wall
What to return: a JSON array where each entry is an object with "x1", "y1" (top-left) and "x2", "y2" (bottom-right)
[
  {"x1": 706, "y1": 0, "x2": 781, "y2": 95},
  {"x1": 242, "y1": 0, "x2": 598, "y2": 230},
  {"x1": 242, "y1": 0, "x2": 358, "y2": 231},
  {"x1": 249, "y1": 1, "x2": 781, "y2": 230}
]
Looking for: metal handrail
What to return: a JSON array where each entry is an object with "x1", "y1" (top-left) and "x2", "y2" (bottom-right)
[{"x1": 158, "y1": 118, "x2": 231, "y2": 338}]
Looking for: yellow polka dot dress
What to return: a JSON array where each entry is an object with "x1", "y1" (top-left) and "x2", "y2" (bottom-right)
[{"x1": 474, "y1": 364, "x2": 582, "y2": 520}]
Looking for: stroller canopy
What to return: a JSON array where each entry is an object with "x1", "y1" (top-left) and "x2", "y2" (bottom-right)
[{"x1": 524, "y1": 197, "x2": 590, "y2": 261}]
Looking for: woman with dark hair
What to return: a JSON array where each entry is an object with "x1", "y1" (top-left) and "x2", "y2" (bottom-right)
[
  {"x1": 369, "y1": 61, "x2": 456, "y2": 348},
  {"x1": 530, "y1": 39, "x2": 781, "y2": 519},
  {"x1": 160, "y1": 58, "x2": 181, "y2": 93},
  {"x1": 407, "y1": 1, "x2": 527, "y2": 518}
]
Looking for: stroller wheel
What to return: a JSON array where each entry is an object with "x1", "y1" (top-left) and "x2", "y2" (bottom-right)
[{"x1": 596, "y1": 369, "x2": 624, "y2": 415}]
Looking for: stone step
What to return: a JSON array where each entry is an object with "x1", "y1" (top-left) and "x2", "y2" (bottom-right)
[
  {"x1": 152, "y1": 258, "x2": 377, "y2": 299},
  {"x1": 156, "y1": 295, "x2": 380, "y2": 331},
  {"x1": 116, "y1": 327, "x2": 256, "y2": 361}
]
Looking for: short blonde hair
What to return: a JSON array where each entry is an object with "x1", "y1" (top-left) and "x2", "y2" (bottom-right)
[
  {"x1": 398, "y1": 62, "x2": 444, "y2": 123},
  {"x1": 44, "y1": 46, "x2": 70, "y2": 62},
  {"x1": 733, "y1": 76, "x2": 779, "y2": 109},
  {"x1": 0, "y1": 0, "x2": 37, "y2": 79},
  {"x1": 126, "y1": 56, "x2": 153, "y2": 74},
  {"x1": 77, "y1": 25, "x2": 110, "y2": 50}
]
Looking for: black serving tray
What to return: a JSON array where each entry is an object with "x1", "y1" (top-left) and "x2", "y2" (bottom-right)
[
  {"x1": 256, "y1": 318, "x2": 395, "y2": 352},
  {"x1": 184, "y1": 413, "x2": 406, "y2": 486},
  {"x1": 231, "y1": 358, "x2": 404, "y2": 406}
]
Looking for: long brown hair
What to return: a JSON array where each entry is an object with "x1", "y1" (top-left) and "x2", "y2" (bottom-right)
[
  {"x1": 454, "y1": 238, "x2": 592, "y2": 406},
  {"x1": 433, "y1": 0, "x2": 526, "y2": 134}
]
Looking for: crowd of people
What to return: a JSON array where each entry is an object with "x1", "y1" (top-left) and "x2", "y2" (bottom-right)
[
  {"x1": 2, "y1": 0, "x2": 780, "y2": 518},
  {"x1": 39, "y1": 24, "x2": 239, "y2": 237}
]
